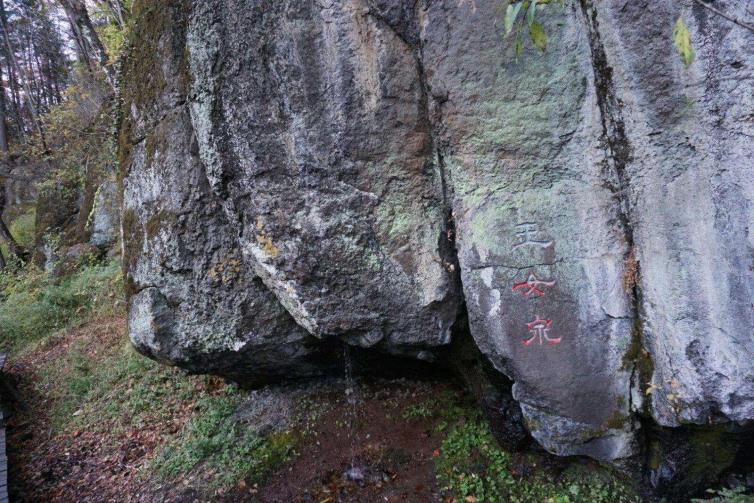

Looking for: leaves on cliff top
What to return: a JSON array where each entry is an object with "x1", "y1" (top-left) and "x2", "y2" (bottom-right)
[
  {"x1": 526, "y1": 0, "x2": 539, "y2": 26},
  {"x1": 673, "y1": 17, "x2": 695, "y2": 67},
  {"x1": 528, "y1": 21, "x2": 547, "y2": 52},
  {"x1": 504, "y1": 2, "x2": 524, "y2": 36}
]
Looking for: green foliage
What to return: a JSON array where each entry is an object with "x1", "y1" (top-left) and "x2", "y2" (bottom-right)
[
  {"x1": 401, "y1": 390, "x2": 474, "y2": 428},
  {"x1": 436, "y1": 415, "x2": 515, "y2": 501},
  {"x1": 14, "y1": 67, "x2": 116, "y2": 231},
  {"x1": 693, "y1": 487, "x2": 754, "y2": 503},
  {"x1": 402, "y1": 400, "x2": 437, "y2": 419},
  {"x1": 435, "y1": 413, "x2": 637, "y2": 502},
  {"x1": 502, "y1": 1, "x2": 699, "y2": 69},
  {"x1": 528, "y1": 21, "x2": 547, "y2": 52},
  {"x1": 93, "y1": 0, "x2": 134, "y2": 66},
  {"x1": 8, "y1": 207, "x2": 36, "y2": 249},
  {"x1": 673, "y1": 17, "x2": 695, "y2": 67},
  {"x1": 503, "y1": 0, "x2": 562, "y2": 59},
  {"x1": 504, "y1": 2, "x2": 523, "y2": 35},
  {"x1": 0, "y1": 260, "x2": 122, "y2": 354},
  {"x1": 98, "y1": 23, "x2": 128, "y2": 65},
  {"x1": 152, "y1": 391, "x2": 297, "y2": 489}
]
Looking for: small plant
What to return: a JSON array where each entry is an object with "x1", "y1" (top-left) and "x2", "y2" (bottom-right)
[
  {"x1": 435, "y1": 414, "x2": 516, "y2": 502},
  {"x1": 503, "y1": 0, "x2": 565, "y2": 58},
  {"x1": 152, "y1": 390, "x2": 297, "y2": 489},
  {"x1": 692, "y1": 486, "x2": 754, "y2": 503},
  {"x1": 402, "y1": 399, "x2": 438, "y2": 419},
  {"x1": 434, "y1": 411, "x2": 637, "y2": 502}
]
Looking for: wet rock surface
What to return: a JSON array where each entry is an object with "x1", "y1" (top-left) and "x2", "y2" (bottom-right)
[{"x1": 120, "y1": 0, "x2": 754, "y2": 491}]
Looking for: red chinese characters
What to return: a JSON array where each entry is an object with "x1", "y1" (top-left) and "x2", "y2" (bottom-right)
[
  {"x1": 510, "y1": 222, "x2": 561, "y2": 347},
  {"x1": 512, "y1": 272, "x2": 555, "y2": 298},
  {"x1": 523, "y1": 316, "x2": 561, "y2": 346}
]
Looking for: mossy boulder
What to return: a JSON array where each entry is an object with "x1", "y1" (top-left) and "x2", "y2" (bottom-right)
[{"x1": 120, "y1": 0, "x2": 754, "y2": 493}]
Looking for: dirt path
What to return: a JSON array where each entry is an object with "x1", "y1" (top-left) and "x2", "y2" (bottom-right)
[
  {"x1": 4, "y1": 314, "x2": 463, "y2": 502},
  {"x1": 5, "y1": 316, "x2": 226, "y2": 502}
]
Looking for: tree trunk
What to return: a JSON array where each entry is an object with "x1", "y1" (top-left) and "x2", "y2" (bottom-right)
[
  {"x1": 58, "y1": 0, "x2": 115, "y2": 86},
  {"x1": 0, "y1": 57, "x2": 9, "y2": 154},
  {"x1": 0, "y1": 0, "x2": 45, "y2": 146},
  {"x1": 5, "y1": 52, "x2": 22, "y2": 140}
]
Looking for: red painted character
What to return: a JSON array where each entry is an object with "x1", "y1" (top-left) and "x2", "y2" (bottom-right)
[
  {"x1": 512, "y1": 272, "x2": 556, "y2": 298},
  {"x1": 523, "y1": 316, "x2": 561, "y2": 346}
]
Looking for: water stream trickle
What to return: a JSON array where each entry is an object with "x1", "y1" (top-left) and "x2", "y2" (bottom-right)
[{"x1": 343, "y1": 343, "x2": 365, "y2": 484}]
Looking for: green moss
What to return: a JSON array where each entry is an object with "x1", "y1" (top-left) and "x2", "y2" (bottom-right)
[
  {"x1": 604, "y1": 410, "x2": 630, "y2": 430},
  {"x1": 121, "y1": 0, "x2": 189, "y2": 115},
  {"x1": 8, "y1": 207, "x2": 36, "y2": 249},
  {"x1": 621, "y1": 317, "x2": 654, "y2": 396},
  {"x1": 686, "y1": 427, "x2": 737, "y2": 483},
  {"x1": 648, "y1": 439, "x2": 663, "y2": 470},
  {"x1": 118, "y1": 0, "x2": 192, "y2": 206}
]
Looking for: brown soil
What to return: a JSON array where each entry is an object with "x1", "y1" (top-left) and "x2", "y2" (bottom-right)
[
  {"x1": 249, "y1": 381, "x2": 456, "y2": 503},
  {"x1": 4, "y1": 313, "x2": 462, "y2": 502}
]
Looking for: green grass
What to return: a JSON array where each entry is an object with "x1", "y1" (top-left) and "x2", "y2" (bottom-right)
[
  {"x1": 38, "y1": 339, "x2": 201, "y2": 433},
  {"x1": 151, "y1": 390, "x2": 298, "y2": 490},
  {"x1": 0, "y1": 259, "x2": 122, "y2": 354},
  {"x1": 434, "y1": 410, "x2": 638, "y2": 503},
  {"x1": 2, "y1": 252, "x2": 296, "y2": 494},
  {"x1": 39, "y1": 332, "x2": 300, "y2": 492}
]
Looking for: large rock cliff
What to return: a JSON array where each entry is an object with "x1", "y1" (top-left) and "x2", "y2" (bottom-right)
[{"x1": 119, "y1": 0, "x2": 754, "y2": 492}]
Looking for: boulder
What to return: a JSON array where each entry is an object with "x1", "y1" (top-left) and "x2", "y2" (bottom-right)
[
  {"x1": 120, "y1": 1, "x2": 345, "y2": 384},
  {"x1": 50, "y1": 242, "x2": 98, "y2": 278},
  {"x1": 120, "y1": 0, "x2": 754, "y2": 490},
  {"x1": 420, "y1": 0, "x2": 636, "y2": 462},
  {"x1": 186, "y1": 0, "x2": 460, "y2": 353},
  {"x1": 32, "y1": 175, "x2": 81, "y2": 267},
  {"x1": 87, "y1": 180, "x2": 120, "y2": 249}
]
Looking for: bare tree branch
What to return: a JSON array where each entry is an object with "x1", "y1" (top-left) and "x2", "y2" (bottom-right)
[
  {"x1": 0, "y1": 171, "x2": 32, "y2": 182},
  {"x1": 692, "y1": 0, "x2": 754, "y2": 34}
]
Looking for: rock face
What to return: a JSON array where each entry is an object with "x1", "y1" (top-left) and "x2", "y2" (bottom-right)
[
  {"x1": 186, "y1": 0, "x2": 460, "y2": 354},
  {"x1": 120, "y1": 0, "x2": 754, "y2": 488},
  {"x1": 87, "y1": 180, "x2": 120, "y2": 249}
]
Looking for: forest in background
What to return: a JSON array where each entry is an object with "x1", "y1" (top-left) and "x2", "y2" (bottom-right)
[{"x1": 0, "y1": 0, "x2": 128, "y2": 271}]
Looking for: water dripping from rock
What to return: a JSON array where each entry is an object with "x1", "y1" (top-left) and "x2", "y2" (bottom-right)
[{"x1": 342, "y1": 343, "x2": 365, "y2": 485}]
